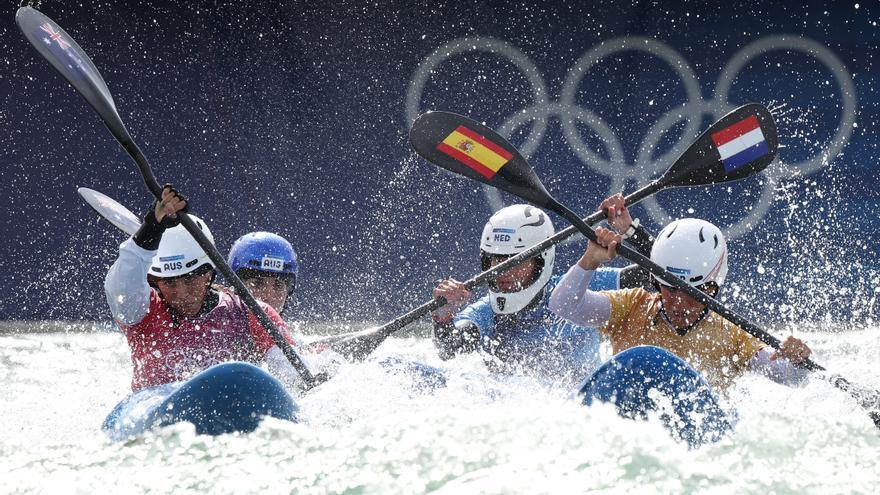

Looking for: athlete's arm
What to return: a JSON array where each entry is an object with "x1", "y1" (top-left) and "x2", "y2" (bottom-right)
[
  {"x1": 548, "y1": 264, "x2": 612, "y2": 327},
  {"x1": 748, "y1": 336, "x2": 812, "y2": 386},
  {"x1": 433, "y1": 319, "x2": 481, "y2": 360},
  {"x1": 430, "y1": 278, "x2": 480, "y2": 359},
  {"x1": 548, "y1": 227, "x2": 622, "y2": 327},
  {"x1": 748, "y1": 347, "x2": 810, "y2": 386},
  {"x1": 104, "y1": 239, "x2": 154, "y2": 325},
  {"x1": 105, "y1": 186, "x2": 187, "y2": 325},
  {"x1": 265, "y1": 346, "x2": 308, "y2": 392},
  {"x1": 247, "y1": 302, "x2": 324, "y2": 393},
  {"x1": 266, "y1": 342, "x2": 345, "y2": 393}
]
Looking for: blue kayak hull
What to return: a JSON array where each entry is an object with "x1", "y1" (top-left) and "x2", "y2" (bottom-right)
[
  {"x1": 579, "y1": 346, "x2": 733, "y2": 447},
  {"x1": 377, "y1": 356, "x2": 447, "y2": 392},
  {"x1": 103, "y1": 362, "x2": 298, "y2": 440}
]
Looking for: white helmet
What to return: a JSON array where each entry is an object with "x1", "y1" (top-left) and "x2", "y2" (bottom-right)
[
  {"x1": 480, "y1": 204, "x2": 555, "y2": 313},
  {"x1": 651, "y1": 218, "x2": 728, "y2": 288},
  {"x1": 148, "y1": 214, "x2": 216, "y2": 278}
]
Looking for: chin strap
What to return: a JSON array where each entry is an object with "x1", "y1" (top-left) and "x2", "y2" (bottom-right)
[
  {"x1": 657, "y1": 300, "x2": 710, "y2": 336},
  {"x1": 492, "y1": 285, "x2": 545, "y2": 315}
]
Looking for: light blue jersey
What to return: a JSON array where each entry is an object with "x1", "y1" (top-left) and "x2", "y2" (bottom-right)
[{"x1": 452, "y1": 268, "x2": 620, "y2": 384}]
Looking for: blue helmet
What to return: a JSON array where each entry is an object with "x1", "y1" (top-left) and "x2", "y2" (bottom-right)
[{"x1": 228, "y1": 232, "x2": 298, "y2": 289}]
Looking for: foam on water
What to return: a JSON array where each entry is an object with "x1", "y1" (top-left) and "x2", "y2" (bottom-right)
[{"x1": 1, "y1": 325, "x2": 878, "y2": 494}]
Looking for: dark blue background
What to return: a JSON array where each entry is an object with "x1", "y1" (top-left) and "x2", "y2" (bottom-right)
[{"x1": 1, "y1": 0, "x2": 877, "y2": 325}]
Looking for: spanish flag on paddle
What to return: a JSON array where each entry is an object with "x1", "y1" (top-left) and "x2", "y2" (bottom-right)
[
  {"x1": 436, "y1": 125, "x2": 513, "y2": 179},
  {"x1": 410, "y1": 111, "x2": 557, "y2": 209}
]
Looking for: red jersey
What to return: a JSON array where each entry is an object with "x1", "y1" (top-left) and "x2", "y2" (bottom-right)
[{"x1": 118, "y1": 288, "x2": 293, "y2": 391}]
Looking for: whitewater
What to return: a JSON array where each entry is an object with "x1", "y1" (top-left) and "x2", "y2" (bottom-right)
[{"x1": 1, "y1": 322, "x2": 877, "y2": 494}]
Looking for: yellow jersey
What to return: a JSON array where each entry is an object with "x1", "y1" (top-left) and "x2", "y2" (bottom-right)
[{"x1": 600, "y1": 288, "x2": 765, "y2": 390}]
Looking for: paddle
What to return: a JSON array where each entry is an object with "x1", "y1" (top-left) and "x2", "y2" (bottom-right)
[
  {"x1": 78, "y1": 187, "x2": 141, "y2": 236},
  {"x1": 329, "y1": 104, "x2": 778, "y2": 361},
  {"x1": 416, "y1": 109, "x2": 880, "y2": 428},
  {"x1": 16, "y1": 6, "x2": 322, "y2": 389}
]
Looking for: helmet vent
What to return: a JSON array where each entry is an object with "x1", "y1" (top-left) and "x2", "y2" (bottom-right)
[
  {"x1": 698, "y1": 227, "x2": 705, "y2": 243},
  {"x1": 713, "y1": 234, "x2": 719, "y2": 249}
]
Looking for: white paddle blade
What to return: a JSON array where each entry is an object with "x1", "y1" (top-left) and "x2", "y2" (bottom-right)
[{"x1": 78, "y1": 187, "x2": 141, "y2": 236}]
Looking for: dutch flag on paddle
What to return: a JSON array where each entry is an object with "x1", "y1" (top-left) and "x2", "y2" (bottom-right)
[{"x1": 711, "y1": 115, "x2": 769, "y2": 173}]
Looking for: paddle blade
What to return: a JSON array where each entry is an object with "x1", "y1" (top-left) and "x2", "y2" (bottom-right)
[
  {"x1": 410, "y1": 111, "x2": 556, "y2": 208},
  {"x1": 77, "y1": 187, "x2": 141, "y2": 236},
  {"x1": 16, "y1": 7, "x2": 130, "y2": 143},
  {"x1": 661, "y1": 103, "x2": 778, "y2": 187}
]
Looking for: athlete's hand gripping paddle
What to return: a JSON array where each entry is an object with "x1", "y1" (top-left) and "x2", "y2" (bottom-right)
[
  {"x1": 330, "y1": 104, "x2": 778, "y2": 360},
  {"x1": 412, "y1": 108, "x2": 880, "y2": 429},
  {"x1": 16, "y1": 6, "x2": 323, "y2": 389}
]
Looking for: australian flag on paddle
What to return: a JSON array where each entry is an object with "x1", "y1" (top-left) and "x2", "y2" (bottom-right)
[{"x1": 34, "y1": 22, "x2": 93, "y2": 83}]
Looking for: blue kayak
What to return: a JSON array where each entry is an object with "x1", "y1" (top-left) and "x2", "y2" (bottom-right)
[
  {"x1": 376, "y1": 356, "x2": 447, "y2": 392},
  {"x1": 103, "y1": 362, "x2": 299, "y2": 441},
  {"x1": 579, "y1": 346, "x2": 733, "y2": 448}
]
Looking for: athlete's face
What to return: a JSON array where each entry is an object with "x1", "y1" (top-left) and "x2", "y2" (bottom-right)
[
  {"x1": 243, "y1": 275, "x2": 289, "y2": 313},
  {"x1": 488, "y1": 255, "x2": 539, "y2": 293},
  {"x1": 659, "y1": 285, "x2": 708, "y2": 328},
  {"x1": 155, "y1": 270, "x2": 213, "y2": 317}
]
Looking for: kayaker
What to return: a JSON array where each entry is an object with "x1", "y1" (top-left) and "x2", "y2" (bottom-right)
[
  {"x1": 548, "y1": 216, "x2": 813, "y2": 391},
  {"x1": 430, "y1": 197, "x2": 653, "y2": 385},
  {"x1": 104, "y1": 185, "x2": 320, "y2": 392},
  {"x1": 228, "y1": 232, "x2": 298, "y2": 315}
]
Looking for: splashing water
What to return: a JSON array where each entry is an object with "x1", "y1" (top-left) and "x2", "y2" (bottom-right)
[{"x1": 1, "y1": 323, "x2": 878, "y2": 494}]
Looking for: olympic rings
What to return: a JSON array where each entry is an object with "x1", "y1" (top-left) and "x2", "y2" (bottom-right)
[{"x1": 405, "y1": 35, "x2": 856, "y2": 239}]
